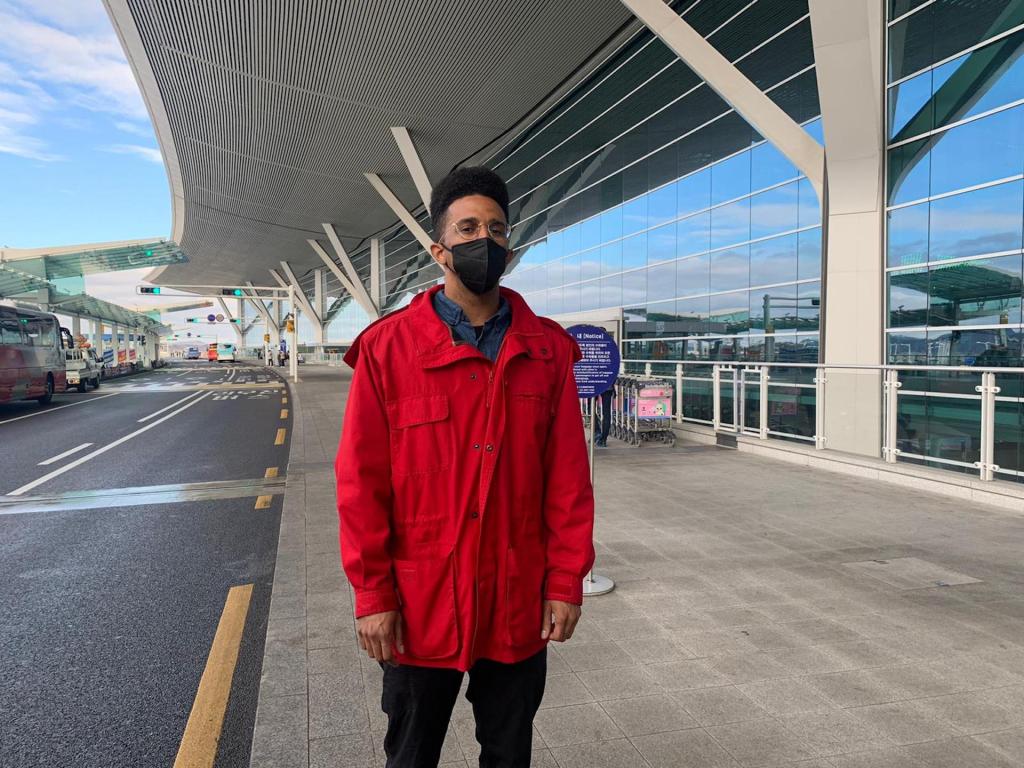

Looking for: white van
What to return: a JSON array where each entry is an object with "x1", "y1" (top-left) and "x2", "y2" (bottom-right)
[{"x1": 216, "y1": 343, "x2": 236, "y2": 362}]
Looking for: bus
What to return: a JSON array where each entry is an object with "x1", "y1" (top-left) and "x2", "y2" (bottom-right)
[
  {"x1": 0, "y1": 306, "x2": 70, "y2": 405},
  {"x1": 216, "y1": 342, "x2": 236, "y2": 362},
  {"x1": 207, "y1": 342, "x2": 218, "y2": 361}
]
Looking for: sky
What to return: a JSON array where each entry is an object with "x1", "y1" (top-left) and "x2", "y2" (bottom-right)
[{"x1": 0, "y1": 1, "x2": 237, "y2": 341}]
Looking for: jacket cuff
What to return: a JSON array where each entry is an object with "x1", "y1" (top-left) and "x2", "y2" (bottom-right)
[
  {"x1": 353, "y1": 586, "x2": 400, "y2": 618},
  {"x1": 544, "y1": 571, "x2": 583, "y2": 605}
]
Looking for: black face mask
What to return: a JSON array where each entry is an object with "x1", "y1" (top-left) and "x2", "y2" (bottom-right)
[{"x1": 442, "y1": 237, "x2": 507, "y2": 295}]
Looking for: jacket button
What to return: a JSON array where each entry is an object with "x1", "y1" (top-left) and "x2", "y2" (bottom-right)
[
  {"x1": 470, "y1": 373, "x2": 477, "y2": 381},
  {"x1": 485, "y1": 444, "x2": 494, "y2": 452},
  {"x1": 473, "y1": 443, "x2": 480, "y2": 450},
  {"x1": 470, "y1": 511, "x2": 479, "y2": 519}
]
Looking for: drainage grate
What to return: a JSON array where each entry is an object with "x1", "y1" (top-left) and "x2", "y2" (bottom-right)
[{"x1": 842, "y1": 557, "x2": 982, "y2": 590}]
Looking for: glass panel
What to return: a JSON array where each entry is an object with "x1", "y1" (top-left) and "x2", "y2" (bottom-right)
[
  {"x1": 928, "y1": 180, "x2": 1024, "y2": 261},
  {"x1": 929, "y1": 106, "x2": 1024, "y2": 197},
  {"x1": 798, "y1": 228, "x2": 823, "y2": 281},
  {"x1": 933, "y1": 326, "x2": 1022, "y2": 365},
  {"x1": 647, "y1": 223, "x2": 676, "y2": 265},
  {"x1": 889, "y1": 69, "x2": 933, "y2": 140},
  {"x1": 887, "y1": 202, "x2": 930, "y2": 268},
  {"x1": 710, "y1": 198, "x2": 751, "y2": 250},
  {"x1": 622, "y1": 195, "x2": 648, "y2": 237},
  {"x1": 600, "y1": 274, "x2": 622, "y2": 307},
  {"x1": 994, "y1": 400, "x2": 1023, "y2": 474},
  {"x1": 676, "y1": 295, "x2": 710, "y2": 335},
  {"x1": 798, "y1": 281, "x2": 822, "y2": 333},
  {"x1": 768, "y1": 385, "x2": 816, "y2": 437},
  {"x1": 676, "y1": 253, "x2": 710, "y2": 297},
  {"x1": 710, "y1": 245, "x2": 750, "y2": 293},
  {"x1": 580, "y1": 281, "x2": 602, "y2": 312},
  {"x1": 751, "y1": 141, "x2": 798, "y2": 191},
  {"x1": 563, "y1": 250, "x2": 581, "y2": 286},
  {"x1": 677, "y1": 168, "x2": 711, "y2": 217},
  {"x1": 710, "y1": 290, "x2": 750, "y2": 335},
  {"x1": 888, "y1": 138, "x2": 931, "y2": 205},
  {"x1": 601, "y1": 241, "x2": 623, "y2": 277},
  {"x1": 677, "y1": 210, "x2": 711, "y2": 257},
  {"x1": 581, "y1": 216, "x2": 602, "y2": 251},
  {"x1": 547, "y1": 286, "x2": 564, "y2": 316},
  {"x1": 562, "y1": 282, "x2": 582, "y2": 315},
  {"x1": 750, "y1": 233, "x2": 798, "y2": 288},
  {"x1": 682, "y1": 378, "x2": 714, "y2": 421},
  {"x1": 647, "y1": 182, "x2": 677, "y2": 228},
  {"x1": 933, "y1": 31, "x2": 1024, "y2": 130},
  {"x1": 711, "y1": 151, "x2": 751, "y2": 206},
  {"x1": 750, "y1": 182, "x2": 799, "y2": 241},
  {"x1": 580, "y1": 248, "x2": 602, "y2": 282},
  {"x1": 927, "y1": 254, "x2": 1023, "y2": 326},
  {"x1": 623, "y1": 269, "x2": 647, "y2": 306},
  {"x1": 647, "y1": 261, "x2": 677, "y2": 303},
  {"x1": 889, "y1": 267, "x2": 930, "y2": 327},
  {"x1": 622, "y1": 232, "x2": 647, "y2": 270},
  {"x1": 600, "y1": 205, "x2": 623, "y2": 243}
]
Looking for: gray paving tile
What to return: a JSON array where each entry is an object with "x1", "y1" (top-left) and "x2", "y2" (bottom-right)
[
  {"x1": 976, "y1": 727, "x2": 1024, "y2": 764},
  {"x1": 828, "y1": 746, "x2": 925, "y2": 767},
  {"x1": 849, "y1": 700, "x2": 961, "y2": 745},
  {"x1": 650, "y1": 659, "x2": 731, "y2": 691},
  {"x1": 705, "y1": 718, "x2": 817, "y2": 767},
  {"x1": 308, "y1": 669, "x2": 370, "y2": 739},
  {"x1": 736, "y1": 678, "x2": 837, "y2": 716},
  {"x1": 911, "y1": 690, "x2": 1021, "y2": 734},
  {"x1": 579, "y1": 664, "x2": 662, "y2": 700},
  {"x1": 617, "y1": 636, "x2": 695, "y2": 663},
  {"x1": 632, "y1": 727, "x2": 738, "y2": 768},
  {"x1": 309, "y1": 731, "x2": 376, "y2": 768},
  {"x1": 550, "y1": 738, "x2": 650, "y2": 768},
  {"x1": 706, "y1": 652, "x2": 792, "y2": 684},
  {"x1": 250, "y1": 694, "x2": 308, "y2": 768},
  {"x1": 902, "y1": 735, "x2": 1021, "y2": 767},
  {"x1": 600, "y1": 694, "x2": 697, "y2": 736},
  {"x1": 806, "y1": 670, "x2": 902, "y2": 708},
  {"x1": 672, "y1": 686, "x2": 768, "y2": 726},
  {"x1": 539, "y1": 673, "x2": 595, "y2": 709},
  {"x1": 556, "y1": 640, "x2": 635, "y2": 672},
  {"x1": 779, "y1": 709, "x2": 894, "y2": 757},
  {"x1": 533, "y1": 702, "x2": 622, "y2": 748}
]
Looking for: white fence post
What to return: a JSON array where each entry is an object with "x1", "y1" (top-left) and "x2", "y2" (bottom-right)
[
  {"x1": 882, "y1": 368, "x2": 901, "y2": 463},
  {"x1": 759, "y1": 365, "x2": 769, "y2": 440},
  {"x1": 976, "y1": 371, "x2": 999, "y2": 481},
  {"x1": 675, "y1": 362, "x2": 683, "y2": 423}
]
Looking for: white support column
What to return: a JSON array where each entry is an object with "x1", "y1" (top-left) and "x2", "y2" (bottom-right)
[
  {"x1": 619, "y1": 0, "x2": 825, "y2": 200},
  {"x1": 237, "y1": 298, "x2": 247, "y2": 349},
  {"x1": 111, "y1": 323, "x2": 121, "y2": 372},
  {"x1": 809, "y1": 0, "x2": 886, "y2": 458},
  {"x1": 390, "y1": 126, "x2": 433, "y2": 212},
  {"x1": 370, "y1": 238, "x2": 383, "y2": 313},
  {"x1": 71, "y1": 315, "x2": 81, "y2": 339},
  {"x1": 364, "y1": 173, "x2": 436, "y2": 252},
  {"x1": 95, "y1": 320, "x2": 105, "y2": 358},
  {"x1": 313, "y1": 268, "x2": 326, "y2": 345},
  {"x1": 321, "y1": 223, "x2": 379, "y2": 318}
]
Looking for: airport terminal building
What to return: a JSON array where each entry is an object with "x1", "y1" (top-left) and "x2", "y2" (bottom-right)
[{"x1": 110, "y1": 0, "x2": 1024, "y2": 487}]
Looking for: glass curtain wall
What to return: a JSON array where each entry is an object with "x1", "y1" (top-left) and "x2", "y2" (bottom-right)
[{"x1": 886, "y1": 0, "x2": 1024, "y2": 477}]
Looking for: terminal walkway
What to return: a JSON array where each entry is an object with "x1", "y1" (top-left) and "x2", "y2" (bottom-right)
[{"x1": 254, "y1": 365, "x2": 1024, "y2": 768}]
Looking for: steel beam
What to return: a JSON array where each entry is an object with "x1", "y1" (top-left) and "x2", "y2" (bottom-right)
[
  {"x1": 619, "y1": 0, "x2": 825, "y2": 200},
  {"x1": 215, "y1": 297, "x2": 245, "y2": 342},
  {"x1": 278, "y1": 262, "x2": 322, "y2": 329},
  {"x1": 364, "y1": 173, "x2": 435, "y2": 253},
  {"x1": 390, "y1": 126, "x2": 433, "y2": 212},
  {"x1": 321, "y1": 223, "x2": 379, "y2": 318}
]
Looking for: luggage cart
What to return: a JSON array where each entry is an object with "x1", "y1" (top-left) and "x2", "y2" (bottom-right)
[{"x1": 612, "y1": 374, "x2": 676, "y2": 446}]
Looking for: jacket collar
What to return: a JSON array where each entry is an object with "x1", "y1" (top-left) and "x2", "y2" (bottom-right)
[{"x1": 414, "y1": 285, "x2": 551, "y2": 369}]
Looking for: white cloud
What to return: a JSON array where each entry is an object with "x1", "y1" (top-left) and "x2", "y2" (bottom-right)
[
  {"x1": 105, "y1": 143, "x2": 163, "y2": 164},
  {"x1": 115, "y1": 120, "x2": 153, "y2": 138},
  {"x1": 0, "y1": 1, "x2": 150, "y2": 161}
]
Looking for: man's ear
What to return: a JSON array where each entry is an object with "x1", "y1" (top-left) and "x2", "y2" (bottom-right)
[{"x1": 429, "y1": 241, "x2": 447, "y2": 267}]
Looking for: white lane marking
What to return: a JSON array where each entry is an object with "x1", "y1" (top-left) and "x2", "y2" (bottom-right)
[
  {"x1": 7, "y1": 390, "x2": 213, "y2": 497},
  {"x1": 136, "y1": 391, "x2": 203, "y2": 423},
  {"x1": 37, "y1": 443, "x2": 94, "y2": 466},
  {"x1": 0, "y1": 393, "x2": 120, "y2": 427}
]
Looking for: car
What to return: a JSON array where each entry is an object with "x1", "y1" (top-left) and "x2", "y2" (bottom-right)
[
  {"x1": 185, "y1": 346, "x2": 201, "y2": 360},
  {"x1": 217, "y1": 343, "x2": 236, "y2": 362},
  {"x1": 64, "y1": 347, "x2": 101, "y2": 392}
]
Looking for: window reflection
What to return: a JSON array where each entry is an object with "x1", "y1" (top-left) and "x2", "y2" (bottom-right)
[{"x1": 928, "y1": 180, "x2": 1024, "y2": 261}]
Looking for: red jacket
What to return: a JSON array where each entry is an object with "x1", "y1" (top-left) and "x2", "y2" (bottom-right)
[{"x1": 335, "y1": 285, "x2": 595, "y2": 670}]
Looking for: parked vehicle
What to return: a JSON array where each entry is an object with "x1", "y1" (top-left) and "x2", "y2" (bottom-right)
[
  {"x1": 185, "y1": 346, "x2": 201, "y2": 360},
  {"x1": 87, "y1": 348, "x2": 107, "y2": 378},
  {"x1": 64, "y1": 347, "x2": 102, "y2": 392},
  {"x1": 207, "y1": 342, "x2": 218, "y2": 361},
  {"x1": 0, "y1": 305, "x2": 69, "y2": 405},
  {"x1": 217, "y1": 342, "x2": 236, "y2": 362}
]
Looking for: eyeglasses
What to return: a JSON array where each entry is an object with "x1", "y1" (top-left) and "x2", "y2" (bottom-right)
[{"x1": 450, "y1": 217, "x2": 512, "y2": 242}]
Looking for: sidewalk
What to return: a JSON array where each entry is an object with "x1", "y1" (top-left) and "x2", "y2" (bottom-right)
[{"x1": 251, "y1": 364, "x2": 1024, "y2": 768}]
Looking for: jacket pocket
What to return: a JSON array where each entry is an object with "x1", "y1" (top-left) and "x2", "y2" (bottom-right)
[
  {"x1": 505, "y1": 545, "x2": 546, "y2": 647},
  {"x1": 394, "y1": 555, "x2": 459, "y2": 660},
  {"x1": 386, "y1": 394, "x2": 452, "y2": 476}
]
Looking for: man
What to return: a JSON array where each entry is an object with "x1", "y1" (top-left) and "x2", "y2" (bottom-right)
[
  {"x1": 595, "y1": 378, "x2": 616, "y2": 448},
  {"x1": 336, "y1": 166, "x2": 595, "y2": 768}
]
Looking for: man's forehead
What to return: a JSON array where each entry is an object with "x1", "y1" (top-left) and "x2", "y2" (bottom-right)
[{"x1": 447, "y1": 194, "x2": 506, "y2": 220}]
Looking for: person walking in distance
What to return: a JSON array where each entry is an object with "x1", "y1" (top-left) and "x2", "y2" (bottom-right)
[{"x1": 336, "y1": 167, "x2": 595, "y2": 768}]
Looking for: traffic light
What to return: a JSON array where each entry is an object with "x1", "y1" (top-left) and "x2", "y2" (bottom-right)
[
  {"x1": 185, "y1": 317, "x2": 199, "y2": 323},
  {"x1": 139, "y1": 286, "x2": 162, "y2": 294},
  {"x1": 144, "y1": 248, "x2": 154, "y2": 257},
  {"x1": 286, "y1": 319, "x2": 295, "y2": 333},
  {"x1": 221, "y1": 288, "x2": 244, "y2": 297},
  {"x1": 229, "y1": 318, "x2": 242, "y2": 324}
]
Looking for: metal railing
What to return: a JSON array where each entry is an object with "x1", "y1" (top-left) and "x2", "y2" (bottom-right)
[{"x1": 620, "y1": 357, "x2": 1019, "y2": 483}]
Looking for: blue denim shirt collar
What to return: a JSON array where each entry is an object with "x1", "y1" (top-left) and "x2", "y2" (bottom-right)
[{"x1": 432, "y1": 289, "x2": 511, "y2": 363}]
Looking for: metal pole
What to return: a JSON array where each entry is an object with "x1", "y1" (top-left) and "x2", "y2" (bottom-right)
[
  {"x1": 883, "y1": 369, "x2": 900, "y2": 463},
  {"x1": 675, "y1": 362, "x2": 683, "y2": 423},
  {"x1": 288, "y1": 285, "x2": 298, "y2": 382},
  {"x1": 712, "y1": 365, "x2": 721, "y2": 432},
  {"x1": 759, "y1": 365, "x2": 769, "y2": 440},
  {"x1": 813, "y1": 365, "x2": 826, "y2": 450},
  {"x1": 977, "y1": 371, "x2": 998, "y2": 481},
  {"x1": 583, "y1": 395, "x2": 614, "y2": 597}
]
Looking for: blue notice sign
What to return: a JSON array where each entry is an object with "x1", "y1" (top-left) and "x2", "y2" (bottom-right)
[{"x1": 567, "y1": 325, "x2": 620, "y2": 399}]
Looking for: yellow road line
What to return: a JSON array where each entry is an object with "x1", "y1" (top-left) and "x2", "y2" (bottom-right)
[
  {"x1": 254, "y1": 495, "x2": 272, "y2": 509},
  {"x1": 274, "y1": 428, "x2": 286, "y2": 445},
  {"x1": 264, "y1": 467, "x2": 278, "y2": 478},
  {"x1": 174, "y1": 584, "x2": 254, "y2": 768},
  {"x1": 279, "y1": 408, "x2": 288, "y2": 419}
]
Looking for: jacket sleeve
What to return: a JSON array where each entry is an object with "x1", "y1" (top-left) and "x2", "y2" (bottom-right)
[
  {"x1": 335, "y1": 346, "x2": 398, "y2": 618},
  {"x1": 540, "y1": 343, "x2": 596, "y2": 605}
]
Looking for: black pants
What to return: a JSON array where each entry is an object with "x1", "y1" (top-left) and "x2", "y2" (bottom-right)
[
  {"x1": 381, "y1": 649, "x2": 546, "y2": 768},
  {"x1": 598, "y1": 389, "x2": 613, "y2": 443}
]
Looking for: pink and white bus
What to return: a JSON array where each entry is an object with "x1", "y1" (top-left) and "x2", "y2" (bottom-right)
[{"x1": 0, "y1": 306, "x2": 69, "y2": 406}]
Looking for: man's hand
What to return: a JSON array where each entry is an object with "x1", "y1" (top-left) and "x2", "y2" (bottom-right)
[
  {"x1": 542, "y1": 600, "x2": 581, "y2": 642},
  {"x1": 357, "y1": 610, "x2": 404, "y2": 663}
]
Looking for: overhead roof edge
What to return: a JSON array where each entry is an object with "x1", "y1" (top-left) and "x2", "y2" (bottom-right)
[{"x1": 103, "y1": 0, "x2": 183, "y2": 246}]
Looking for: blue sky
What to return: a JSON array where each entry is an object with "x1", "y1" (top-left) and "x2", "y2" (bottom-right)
[{"x1": 0, "y1": 2, "x2": 240, "y2": 339}]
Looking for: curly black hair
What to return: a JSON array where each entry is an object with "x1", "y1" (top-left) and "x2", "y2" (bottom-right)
[{"x1": 429, "y1": 166, "x2": 510, "y2": 237}]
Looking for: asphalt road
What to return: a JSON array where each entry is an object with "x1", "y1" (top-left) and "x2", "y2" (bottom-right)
[{"x1": 0, "y1": 360, "x2": 290, "y2": 767}]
